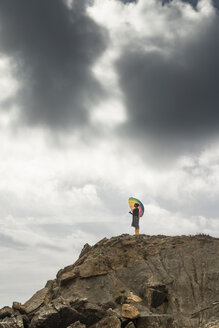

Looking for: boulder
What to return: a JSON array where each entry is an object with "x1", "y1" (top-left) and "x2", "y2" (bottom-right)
[
  {"x1": 29, "y1": 305, "x2": 60, "y2": 328},
  {"x1": 121, "y1": 304, "x2": 140, "y2": 319}
]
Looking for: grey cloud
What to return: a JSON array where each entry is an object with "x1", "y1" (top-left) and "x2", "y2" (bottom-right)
[
  {"x1": 0, "y1": 233, "x2": 26, "y2": 249},
  {"x1": 116, "y1": 15, "x2": 219, "y2": 154},
  {"x1": 121, "y1": 0, "x2": 137, "y2": 3},
  {"x1": 162, "y1": 0, "x2": 219, "y2": 9},
  {"x1": 74, "y1": 222, "x2": 115, "y2": 238},
  {"x1": 121, "y1": 0, "x2": 218, "y2": 8},
  {"x1": 214, "y1": 0, "x2": 219, "y2": 8},
  {"x1": 37, "y1": 243, "x2": 65, "y2": 252},
  {"x1": 0, "y1": 0, "x2": 107, "y2": 130},
  {"x1": 162, "y1": 0, "x2": 198, "y2": 7},
  {"x1": 34, "y1": 223, "x2": 74, "y2": 238}
]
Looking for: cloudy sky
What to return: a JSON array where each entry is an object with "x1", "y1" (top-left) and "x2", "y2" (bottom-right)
[{"x1": 0, "y1": 0, "x2": 219, "y2": 307}]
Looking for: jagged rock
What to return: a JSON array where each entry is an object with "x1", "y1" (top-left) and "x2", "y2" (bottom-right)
[
  {"x1": 78, "y1": 302, "x2": 106, "y2": 326},
  {"x1": 68, "y1": 297, "x2": 88, "y2": 311},
  {"x1": 0, "y1": 314, "x2": 24, "y2": 328},
  {"x1": 90, "y1": 315, "x2": 121, "y2": 328},
  {"x1": 67, "y1": 322, "x2": 86, "y2": 328},
  {"x1": 79, "y1": 243, "x2": 92, "y2": 258},
  {"x1": 60, "y1": 270, "x2": 77, "y2": 286},
  {"x1": 121, "y1": 304, "x2": 140, "y2": 319},
  {"x1": 24, "y1": 288, "x2": 49, "y2": 314},
  {"x1": 29, "y1": 297, "x2": 87, "y2": 328},
  {"x1": 45, "y1": 280, "x2": 54, "y2": 290},
  {"x1": 12, "y1": 303, "x2": 26, "y2": 315},
  {"x1": 53, "y1": 298, "x2": 84, "y2": 326},
  {"x1": 0, "y1": 307, "x2": 13, "y2": 319},
  {"x1": 29, "y1": 304, "x2": 60, "y2": 328},
  {"x1": 0, "y1": 235, "x2": 218, "y2": 328},
  {"x1": 77, "y1": 257, "x2": 110, "y2": 278}
]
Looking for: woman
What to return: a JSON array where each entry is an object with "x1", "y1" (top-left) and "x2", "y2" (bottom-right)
[{"x1": 129, "y1": 203, "x2": 140, "y2": 235}]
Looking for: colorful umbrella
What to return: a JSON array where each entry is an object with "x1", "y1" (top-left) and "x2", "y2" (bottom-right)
[{"x1": 128, "y1": 197, "x2": 144, "y2": 217}]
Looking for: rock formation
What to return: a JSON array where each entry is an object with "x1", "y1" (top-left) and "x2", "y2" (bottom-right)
[{"x1": 0, "y1": 234, "x2": 219, "y2": 328}]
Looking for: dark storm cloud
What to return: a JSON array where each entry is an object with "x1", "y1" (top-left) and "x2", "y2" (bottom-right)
[
  {"x1": 214, "y1": 0, "x2": 219, "y2": 8},
  {"x1": 162, "y1": 0, "x2": 219, "y2": 9},
  {"x1": 162, "y1": 0, "x2": 198, "y2": 7},
  {"x1": 121, "y1": 0, "x2": 137, "y2": 3},
  {"x1": 116, "y1": 15, "x2": 219, "y2": 148},
  {"x1": 0, "y1": 0, "x2": 107, "y2": 129}
]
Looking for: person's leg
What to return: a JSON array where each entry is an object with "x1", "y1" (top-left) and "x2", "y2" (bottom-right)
[{"x1": 135, "y1": 217, "x2": 140, "y2": 235}]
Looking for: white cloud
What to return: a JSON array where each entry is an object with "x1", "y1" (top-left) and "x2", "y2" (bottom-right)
[
  {"x1": 88, "y1": 0, "x2": 215, "y2": 51},
  {"x1": 1, "y1": 125, "x2": 219, "y2": 308}
]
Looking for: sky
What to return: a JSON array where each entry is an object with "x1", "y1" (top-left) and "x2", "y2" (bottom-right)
[{"x1": 0, "y1": 0, "x2": 219, "y2": 307}]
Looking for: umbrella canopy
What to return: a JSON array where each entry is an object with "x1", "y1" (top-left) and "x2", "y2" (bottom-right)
[{"x1": 128, "y1": 197, "x2": 144, "y2": 217}]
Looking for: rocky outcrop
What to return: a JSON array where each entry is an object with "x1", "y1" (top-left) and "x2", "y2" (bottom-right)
[{"x1": 0, "y1": 234, "x2": 218, "y2": 328}]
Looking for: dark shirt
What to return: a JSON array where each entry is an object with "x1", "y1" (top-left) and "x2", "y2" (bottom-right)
[
  {"x1": 133, "y1": 208, "x2": 139, "y2": 217},
  {"x1": 131, "y1": 207, "x2": 139, "y2": 228}
]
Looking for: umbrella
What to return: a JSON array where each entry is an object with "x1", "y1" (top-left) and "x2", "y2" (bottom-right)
[{"x1": 128, "y1": 197, "x2": 144, "y2": 217}]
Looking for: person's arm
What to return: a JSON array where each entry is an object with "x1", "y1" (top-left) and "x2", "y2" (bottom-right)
[{"x1": 129, "y1": 211, "x2": 133, "y2": 215}]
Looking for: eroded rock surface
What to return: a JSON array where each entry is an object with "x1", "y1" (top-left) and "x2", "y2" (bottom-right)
[{"x1": 1, "y1": 234, "x2": 218, "y2": 328}]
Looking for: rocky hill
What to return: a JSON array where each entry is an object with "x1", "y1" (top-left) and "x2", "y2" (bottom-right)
[{"x1": 0, "y1": 234, "x2": 219, "y2": 328}]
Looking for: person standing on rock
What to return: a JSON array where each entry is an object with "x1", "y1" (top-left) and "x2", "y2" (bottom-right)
[{"x1": 129, "y1": 203, "x2": 140, "y2": 235}]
